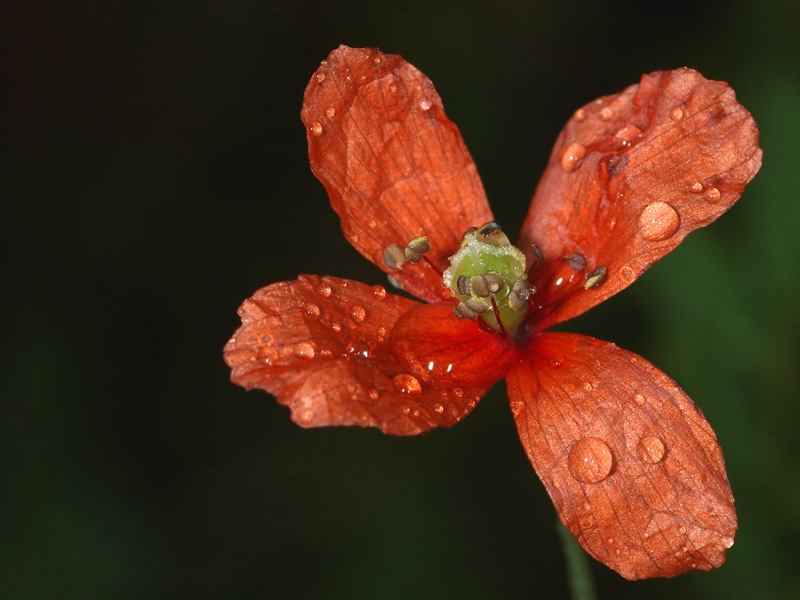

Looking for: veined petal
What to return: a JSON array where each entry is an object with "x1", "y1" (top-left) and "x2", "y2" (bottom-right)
[
  {"x1": 224, "y1": 275, "x2": 485, "y2": 435},
  {"x1": 302, "y1": 46, "x2": 493, "y2": 302},
  {"x1": 518, "y1": 68, "x2": 761, "y2": 330},
  {"x1": 506, "y1": 332, "x2": 736, "y2": 580},
  {"x1": 389, "y1": 301, "x2": 518, "y2": 389}
]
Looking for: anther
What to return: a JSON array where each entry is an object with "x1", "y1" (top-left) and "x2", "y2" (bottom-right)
[
  {"x1": 456, "y1": 275, "x2": 471, "y2": 296},
  {"x1": 567, "y1": 253, "x2": 587, "y2": 271},
  {"x1": 484, "y1": 271, "x2": 505, "y2": 293},
  {"x1": 383, "y1": 244, "x2": 406, "y2": 269},
  {"x1": 477, "y1": 221, "x2": 510, "y2": 247},
  {"x1": 531, "y1": 244, "x2": 544, "y2": 262},
  {"x1": 453, "y1": 303, "x2": 477, "y2": 319},
  {"x1": 464, "y1": 298, "x2": 491, "y2": 314},
  {"x1": 470, "y1": 275, "x2": 490, "y2": 297},
  {"x1": 460, "y1": 227, "x2": 478, "y2": 247},
  {"x1": 403, "y1": 236, "x2": 431, "y2": 263},
  {"x1": 584, "y1": 266, "x2": 608, "y2": 289},
  {"x1": 508, "y1": 278, "x2": 531, "y2": 311}
]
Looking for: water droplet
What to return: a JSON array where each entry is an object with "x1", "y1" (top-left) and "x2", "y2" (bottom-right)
[
  {"x1": 433, "y1": 403, "x2": 444, "y2": 414},
  {"x1": 368, "y1": 219, "x2": 377, "y2": 229},
  {"x1": 620, "y1": 265, "x2": 635, "y2": 282},
  {"x1": 330, "y1": 322, "x2": 342, "y2": 333},
  {"x1": 551, "y1": 356, "x2": 564, "y2": 368},
  {"x1": 573, "y1": 108, "x2": 587, "y2": 122},
  {"x1": 388, "y1": 82, "x2": 397, "y2": 93},
  {"x1": 376, "y1": 327, "x2": 387, "y2": 340},
  {"x1": 350, "y1": 305, "x2": 366, "y2": 323},
  {"x1": 368, "y1": 389, "x2": 379, "y2": 401},
  {"x1": 638, "y1": 435, "x2": 665, "y2": 463},
  {"x1": 669, "y1": 106, "x2": 684, "y2": 121},
  {"x1": 391, "y1": 374, "x2": 422, "y2": 398},
  {"x1": 614, "y1": 124, "x2": 643, "y2": 147},
  {"x1": 309, "y1": 121, "x2": 323, "y2": 136},
  {"x1": 345, "y1": 339, "x2": 370, "y2": 358},
  {"x1": 582, "y1": 502, "x2": 591, "y2": 511},
  {"x1": 568, "y1": 437, "x2": 614, "y2": 483},
  {"x1": 690, "y1": 181, "x2": 704, "y2": 193},
  {"x1": 599, "y1": 106, "x2": 613, "y2": 121},
  {"x1": 705, "y1": 187, "x2": 721, "y2": 203},
  {"x1": 349, "y1": 232, "x2": 359, "y2": 244},
  {"x1": 298, "y1": 409, "x2": 315, "y2": 424},
  {"x1": 453, "y1": 388, "x2": 464, "y2": 398},
  {"x1": 633, "y1": 393, "x2": 646, "y2": 405},
  {"x1": 304, "y1": 303, "x2": 320, "y2": 318},
  {"x1": 293, "y1": 342, "x2": 316, "y2": 359},
  {"x1": 256, "y1": 344, "x2": 278, "y2": 364},
  {"x1": 419, "y1": 98, "x2": 431, "y2": 111},
  {"x1": 317, "y1": 284, "x2": 332, "y2": 297},
  {"x1": 510, "y1": 401, "x2": 522, "y2": 416},
  {"x1": 560, "y1": 142, "x2": 587, "y2": 172},
  {"x1": 372, "y1": 285, "x2": 386, "y2": 300},
  {"x1": 324, "y1": 106, "x2": 336, "y2": 118},
  {"x1": 259, "y1": 334, "x2": 273, "y2": 345},
  {"x1": 581, "y1": 519, "x2": 594, "y2": 529},
  {"x1": 319, "y1": 349, "x2": 333, "y2": 358},
  {"x1": 722, "y1": 536, "x2": 734, "y2": 549},
  {"x1": 639, "y1": 201, "x2": 680, "y2": 241},
  {"x1": 582, "y1": 382, "x2": 593, "y2": 392},
  {"x1": 315, "y1": 72, "x2": 326, "y2": 83},
  {"x1": 372, "y1": 55, "x2": 382, "y2": 65}
]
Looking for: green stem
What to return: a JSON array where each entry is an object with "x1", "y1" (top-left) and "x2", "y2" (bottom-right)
[{"x1": 558, "y1": 522, "x2": 597, "y2": 600}]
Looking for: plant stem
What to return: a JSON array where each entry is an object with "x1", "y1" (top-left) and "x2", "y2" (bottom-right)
[{"x1": 558, "y1": 522, "x2": 598, "y2": 600}]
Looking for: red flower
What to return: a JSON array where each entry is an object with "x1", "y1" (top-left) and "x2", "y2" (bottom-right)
[{"x1": 224, "y1": 46, "x2": 761, "y2": 579}]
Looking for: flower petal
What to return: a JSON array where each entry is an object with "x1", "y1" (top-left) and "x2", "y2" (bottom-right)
[
  {"x1": 506, "y1": 332, "x2": 736, "y2": 580},
  {"x1": 301, "y1": 46, "x2": 493, "y2": 302},
  {"x1": 518, "y1": 68, "x2": 761, "y2": 330},
  {"x1": 389, "y1": 301, "x2": 518, "y2": 389},
  {"x1": 224, "y1": 275, "x2": 486, "y2": 435}
]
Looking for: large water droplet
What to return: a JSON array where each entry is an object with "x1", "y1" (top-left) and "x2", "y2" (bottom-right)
[
  {"x1": 573, "y1": 108, "x2": 587, "y2": 122},
  {"x1": 350, "y1": 305, "x2": 366, "y2": 323},
  {"x1": 419, "y1": 98, "x2": 431, "y2": 111},
  {"x1": 599, "y1": 106, "x2": 613, "y2": 121},
  {"x1": 391, "y1": 374, "x2": 422, "y2": 398},
  {"x1": 309, "y1": 121, "x2": 323, "y2": 136},
  {"x1": 345, "y1": 339, "x2": 370, "y2": 358},
  {"x1": 568, "y1": 437, "x2": 613, "y2": 483},
  {"x1": 293, "y1": 342, "x2": 316, "y2": 359},
  {"x1": 560, "y1": 143, "x2": 586, "y2": 172},
  {"x1": 633, "y1": 393, "x2": 646, "y2": 405},
  {"x1": 638, "y1": 435, "x2": 665, "y2": 463},
  {"x1": 639, "y1": 201, "x2": 680, "y2": 241},
  {"x1": 298, "y1": 409, "x2": 315, "y2": 424},
  {"x1": 433, "y1": 403, "x2": 444, "y2": 414},
  {"x1": 372, "y1": 285, "x2": 386, "y2": 300},
  {"x1": 705, "y1": 187, "x2": 721, "y2": 203},
  {"x1": 317, "y1": 284, "x2": 332, "y2": 297},
  {"x1": 669, "y1": 106, "x2": 684, "y2": 121}
]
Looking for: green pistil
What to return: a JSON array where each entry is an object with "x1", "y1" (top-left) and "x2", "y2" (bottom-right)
[{"x1": 443, "y1": 223, "x2": 532, "y2": 338}]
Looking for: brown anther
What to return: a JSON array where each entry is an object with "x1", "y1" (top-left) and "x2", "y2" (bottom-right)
[
  {"x1": 453, "y1": 303, "x2": 476, "y2": 319},
  {"x1": 484, "y1": 271, "x2": 505, "y2": 293},
  {"x1": 402, "y1": 236, "x2": 430, "y2": 264},
  {"x1": 584, "y1": 266, "x2": 608, "y2": 289},
  {"x1": 464, "y1": 298, "x2": 491, "y2": 314},
  {"x1": 567, "y1": 252, "x2": 587, "y2": 271},
  {"x1": 460, "y1": 227, "x2": 478, "y2": 247},
  {"x1": 531, "y1": 244, "x2": 544, "y2": 262},
  {"x1": 477, "y1": 221, "x2": 510, "y2": 247},
  {"x1": 470, "y1": 275, "x2": 490, "y2": 298},
  {"x1": 508, "y1": 278, "x2": 531, "y2": 311},
  {"x1": 383, "y1": 244, "x2": 406, "y2": 269},
  {"x1": 456, "y1": 275, "x2": 471, "y2": 296}
]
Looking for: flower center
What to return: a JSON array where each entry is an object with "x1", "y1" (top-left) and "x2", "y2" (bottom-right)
[{"x1": 442, "y1": 222, "x2": 533, "y2": 338}]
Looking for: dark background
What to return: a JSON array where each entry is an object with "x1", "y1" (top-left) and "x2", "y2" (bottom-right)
[{"x1": 3, "y1": 1, "x2": 799, "y2": 598}]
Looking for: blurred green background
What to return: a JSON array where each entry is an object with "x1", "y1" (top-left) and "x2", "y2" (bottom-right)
[{"x1": 3, "y1": 1, "x2": 799, "y2": 598}]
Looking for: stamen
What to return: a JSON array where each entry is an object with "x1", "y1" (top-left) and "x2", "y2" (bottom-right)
[
  {"x1": 531, "y1": 244, "x2": 544, "y2": 262},
  {"x1": 464, "y1": 298, "x2": 491, "y2": 314},
  {"x1": 456, "y1": 275, "x2": 471, "y2": 296},
  {"x1": 490, "y1": 296, "x2": 509, "y2": 337},
  {"x1": 567, "y1": 253, "x2": 587, "y2": 271},
  {"x1": 484, "y1": 271, "x2": 505, "y2": 293},
  {"x1": 403, "y1": 236, "x2": 431, "y2": 263},
  {"x1": 508, "y1": 278, "x2": 531, "y2": 311},
  {"x1": 470, "y1": 274, "x2": 490, "y2": 298},
  {"x1": 383, "y1": 244, "x2": 406, "y2": 269},
  {"x1": 422, "y1": 254, "x2": 443, "y2": 277}
]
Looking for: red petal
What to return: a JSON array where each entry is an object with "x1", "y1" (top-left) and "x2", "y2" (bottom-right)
[
  {"x1": 389, "y1": 301, "x2": 518, "y2": 389},
  {"x1": 506, "y1": 332, "x2": 736, "y2": 580},
  {"x1": 224, "y1": 275, "x2": 485, "y2": 435},
  {"x1": 301, "y1": 46, "x2": 493, "y2": 302},
  {"x1": 518, "y1": 69, "x2": 761, "y2": 330}
]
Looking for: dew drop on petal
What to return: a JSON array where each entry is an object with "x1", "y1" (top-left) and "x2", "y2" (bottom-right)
[
  {"x1": 317, "y1": 284, "x2": 332, "y2": 297},
  {"x1": 372, "y1": 285, "x2": 386, "y2": 300},
  {"x1": 419, "y1": 98, "x2": 431, "y2": 111},
  {"x1": 368, "y1": 389, "x2": 379, "y2": 401},
  {"x1": 568, "y1": 437, "x2": 613, "y2": 483},
  {"x1": 331, "y1": 322, "x2": 342, "y2": 333},
  {"x1": 453, "y1": 387, "x2": 463, "y2": 398},
  {"x1": 510, "y1": 401, "x2": 522, "y2": 417},
  {"x1": 705, "y1": 187, "x2": 722, "y2": 203},
  {"x1": 304, "y1": 303, "x2": 320, "y2": 318},
  {"x1": 582, "y1": 381, "x2": 593, "y2": 392},
  {"x1": 377, "y1": 327, "x2": 387, "y2": 340},
  {"x1": 573, "y1": 108, "x2": 587, "y2": 122},
  {"x1": 315, "y1": 72, "x2": 326, "y2": 83},
  {"x1": 259, "y1": 334, "x2": 273, "y2": 345},
  {"x1": 345, "y1": 339, "x2": 370, "y2": 358},
  {"x1": 669, "y1": 106, "x2": 684, "y2": 121},
  {"x1": 433, "y1": 403, "x2": 444, "y2": 414},
  {"x1": 350, "y1": 305, "x2": 366, "y2": 323},
  {"x1": 638, "y1": 436, "x2": 666, "y2": 463},
  {"x1": 309, "y1": 121, "x2": 323, "y2": 136},
  {"x1": 324, "y1": 106, "x2": 336, "y2": 118},
  {"x1": 599, "y1": 106, "x2": 613, "y2": 121},
  {"x1": 690, "y1": 181, "x2": 704, "y2": 193},
  {"x1": 639, "y1": 201, "x2": 681, "y2": 241},
  {"x1": 633, "y1": 393, "x2": 646, "y2": 406},
  {"x1": 256, "y1": 344, "x2": 279, "y2": 364},
  {"x1": 298, "y1": 409, "x2": 315, "y2": 424},
  {"x1": 620, "y1": 265, "x2": 635, "y2": 283},
  {"x1": 293, "y1": 342, "x2": 316, "y2": 359},
  {"x1": 368, "y1": 219, "x2": 378, "y2": 229},
  {"x1": 560, "y1": 142, "x2": 587, "y2": 172},
  {"x1": 391, "y1": 374, "x2": 422, "y2": 398},
  {"x1": 551, "y1": 356, "x2": 564, "y2": 368}
]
